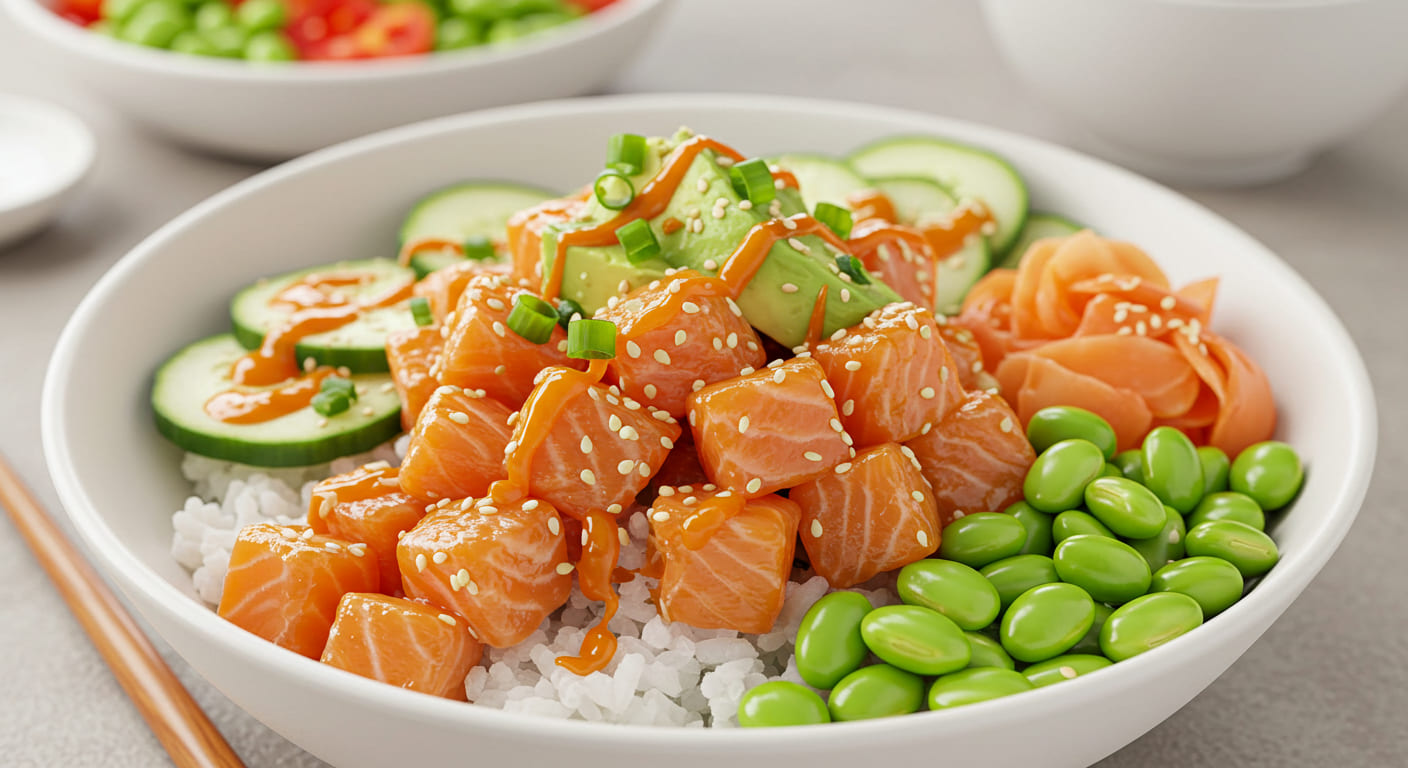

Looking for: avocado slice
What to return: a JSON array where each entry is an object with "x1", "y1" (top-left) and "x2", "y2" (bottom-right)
[{"x1": 543, "y1": 131, "x2": 901, "y2": 348}]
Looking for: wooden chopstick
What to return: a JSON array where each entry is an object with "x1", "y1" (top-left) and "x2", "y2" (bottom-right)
[{"x1": 0, "y1": 454, "x2": 247, "y2": 768}]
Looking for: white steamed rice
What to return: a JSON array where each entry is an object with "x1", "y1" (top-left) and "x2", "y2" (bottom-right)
[{"x1": 169, "y1": 439, "x2": 896, "y2": 727}]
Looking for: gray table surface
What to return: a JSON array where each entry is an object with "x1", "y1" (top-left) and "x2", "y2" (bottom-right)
[{"x1": 2, "y1": 2, "x2": 1405, "y2": 765}]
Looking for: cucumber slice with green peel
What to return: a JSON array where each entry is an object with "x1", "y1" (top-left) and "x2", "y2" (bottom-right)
[
  {"x1": 231, "y1": 259, "x2": 416, "y2": 374},
  {"x1": 1001, "y1": 212, "x2": 1085, "y2": 270},
  {"x1": 767, "y1": 153, "x2": 871, "y2": 211},
  {"x1": 868, "y1": 176, "x2": 993, "y2": 315},
  {"x1": 152, "y1": 334, "x2": 402, "y2": 467},
  {"x1": 399, "y1": 181, "x2": 555, "y2": 278},
  {"x1": 849, "y1": 136, "x2": 1029, "y2": 257}
]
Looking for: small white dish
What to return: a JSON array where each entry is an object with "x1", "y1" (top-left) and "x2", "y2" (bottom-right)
[{"x1": 0, "y1": 94, "x2": 95, "y2": 249}]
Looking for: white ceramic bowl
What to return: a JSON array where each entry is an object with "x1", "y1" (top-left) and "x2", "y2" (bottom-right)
[
  {"x1": 980, "y1": 0, "x2": 1408, "y2": 186},
  {"x1": 0, "y1": 93, "x2": 95, "y2": 248},
  {"x1": 43, "y1": 94, "x2": 1375, "y2": 768},
  {"x1": 0, "y1": 0, "x2": 670, "y2": 160}
]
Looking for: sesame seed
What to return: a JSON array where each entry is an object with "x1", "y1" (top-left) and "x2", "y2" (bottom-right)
[
  {"x1": 773, "y1": 369, "x2": 786, "y2": 384},
  {"x1": 505, "y1": 440, "x2": 519, "y2": 454},
  {"x1": 618, "y1": 529, "x2": 631, "y2": 546},
  {"x1": 654, "y1": 349, "x2": 672, "y2": 365},
  {"x1": 486, "y1": 298, "x2": 506, "y2": 311},
  {"x1": 691, "y1": 379, "x2": 706, "y2": 392},
  {"x1": 348, "y1": 543, "x2": 367, "y2": 557},
  {"x1": 844, "y1": 360, "x2": 862, "y2": 372},
  {"x1": 608, "y1": 415, "x2": 622, "y2": 431},
  {"x1": 604, "y1": 503, "x2": 623, "y2": 515},
  {"x1": 466, "y1": 579, "x2": 479, "y2": 595},
  {"x1": 643, "y1": 383, "x2": 658, "y2": 399},
  {"x1": 617, "y1": 460, "x2": 636, "y2": 475},
  {"x1": 522, "y1": 500, "x2": 539, "y2": 511},
  {"x1": 624, "y1": 340, "x2": 642, "y2": 359},
  {"x1": 739, "y1": 366, "x2": 755, "y2": 376},
  {"x1": 1160, "y1": 296, "x2": 1177, "y2": 310},
  {"x1": 738, "y1": 200, "x2": 753, "y2": 211},
  {"x1": 1150, "y1": 314, "x2": 1163, "y2": 329},
  {"x1": 712, "y1": 207, "x2": 726, "y2": 220},
  {"x1": 726, "y1": 332, "x2": 739, "y2": 349},
  {"x1": 746, "y1": 478, "x2": 762, "y2": 494},
  {"x1": 557, "y1": 340, "x2": 568, "y2": 353},
  {"x1": 581, "y1": 530, "x2": 589, "y2": 547},
  {"x1": 820, "y1": 380, "x2": 835, "y2": 398},
  {"x1": 842, "y1": 433, "x2": 854, "y2": 446},
  {"x1": 692, "y1": 219, "x2": 703, "y2": 234},
  {"x1": 415, "y1": 554, "x2": 428, "y2": 572},
  {"x1": 492, "y1": 321, "x2": 506, "y2": 338},
  {"x1": 738, "y1": 416, "x2": 750, "y2": 433},
  {"x1": 1059, "y1": 666, "x2": 1078, "y2": 680},
  {"x1": 1169, "y1": 529, "x2": 1182, "y2": 544},
  {"x1": 433, "y1": 551, "x2": 448, "y2": 564},
  {"x1": 810, "y1": 520, "x2": 824, "y2": 538},
  {"x1": 842, "y1": 399, "x2": 855, "y2": 416},
  {"x1": 580, "y1": 469, "x2": 596, "y2": 485},
  {"x1": 679, "y1": 485, "x2": 693, "y2": 493},
  {"x1": 804, "y1": 451, "x2": 823, "y2": 462},
  {"x1": 697, "y1": 177, "x2": 709, "y2": 193},
  {"x1": 324, "y1": 541, "x2": 342, "y2": 552},
  {"x1": 675, "y1": 330, "x2": 688, "y2": 346},
  {"x1": 618, "y1": 279, "x2": 631, "y2": 294},
  {"x1": 1136, "y1": 321, "x2": 1148, "y2": 336},
  {"x1": 456, "y1": 568, "x2": 470, "y2": 586},
  {"x1": 438, "y1": 614, "x2": 457, "y2": 627},
  {"x1": 1000, "y1": 417, "x2": 1014, "y2": 433},
  {"x1": 727, "y1": 298, "x2": 743, "y2": 317},
  {"x1": 682, "y1": 496, "x2": 698, "y2": 506},
  {"x1": 916, "y1": 530, "x2": 929, "y2": 547},
  {"x1": 834, "y1": 462, "x2": 852, "y2": 474},
  {"x1": 781, "y1": 283, "x2": 800, "y2": 294},
  {"x1": 652, "y1": 510, "x2": 671, "y2": 522},
  {"x1": 787, "y1": 237, "x2": 811, "y2": 254},
  {"x1": 620, "y1": 426, "x2": 639, "y2": 440},
  {"x1": 782, "y1": 216, "x2": 797, "y2": 230},
  {"x1": 682, "y1": 301, "x2": 701, "y2": 314},
  {"x1": 447, "y1": 411, "x2": 470, "y2": 425},
  {"x1": 548, "y1": 517, "x2": 561, "y2": 535}
]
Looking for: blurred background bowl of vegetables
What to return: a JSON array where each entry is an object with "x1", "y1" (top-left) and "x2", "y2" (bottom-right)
[{"x1": 0, "y1": 0, "x2": 670, "y2": 159}]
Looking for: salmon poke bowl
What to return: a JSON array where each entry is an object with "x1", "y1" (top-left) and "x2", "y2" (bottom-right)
[{"x1": 42, "y1": 95, "x2": 1375, "y2": 768}]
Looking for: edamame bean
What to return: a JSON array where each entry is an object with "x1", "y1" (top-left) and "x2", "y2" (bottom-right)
[
  {"x1": 828, "y1": 664, "x2": 926, "y2": 721},
  {"x1": 927, "y1": 667, "x2": 1033, "y2": 709},
  {"x1": 737, "y1": 681, "x2": 830, "y2": 727},
  {"x1": 119, "y1": 0, "x2": 188, "y2": 47},
  {"x1": 1230, "y1": 441, "x2": 1303, "y2": 511},
  {"x1": 1023, "y1": 654, "x2": 1113, "y2": 688},
  {"x1": 1198, "y1": 446, "x2": 1231, "y2": 495},
  {"x1": 1068, "y1": 602, "x2": 1113, "y2": 655},
  {"x1": 980, "y1": 554, "x2": 1059, "y2": 608},
  {"x1": 1053, "y1": 535, "x2": 1152, "y2": 604},
  {"x1": 999, "y1": 582, "x2": 1096, "y2": 663},
  {"x1": 1007, "y1": 501, "x2": 1055, "y2": 556},
  {"x1": 1189, "y1": 492, "x2": 1265, "y2": 531},
  {"x1": 897, "y1": 560, "x2": 1000, "y2": 631},
  {"x1": 1026, "y1": 406, "x2": 1118, "y2": 460},
  {"x1": 1185, "y1": 520, "x2": 1279, "y2": 577},
  {"x1": 193, "y1": 1, "x2": 232, "y2": 31},
  {"x1": 1101, "y1": 463, "x2": 1124, "y2": 478},
  {"x1": 169, "y1": 30, "x2": 216, "y2": 55},
  {"x1": 244, "y1": 31, "x2": 295, "y2": 61},
  {"x1": 1112, "y1": 449, "x2": 1144, "y2": 485},
  {"x1": 1100, "y1": 592, "x2": 1203, "y2": 661},
  {"x1": 938, "y1": 512, "x2": 1026, "y2": 569},
  {"x1": 860, "y1": 605, "x2": 970, "y2": 676},
  {"x1": 1025, "y1": 439, "x2": 1108, "y2": 513},
  {"x1": 234, "y1": 0, "x2": 284, "y2": 31},
  {"x1": 1052, "y1": 510, "x2": 1114, "y2": 543},
  {"x1": 1084, "y1": 476, "x2": 1167, "y2": 539},
  {"x1": 202, "y1": 26, "x2": 249, "y2": 57},
  {"x1": 1127, "y1": 505, "x2": 1187, "y2": 573},
  {"x1": 795, "y1": 591, "x2": 872, "y2": 689},
  {"x1": 102, "y1": 0, "x2": 148, "y2": 24},
  {"x1": 1141, "y1": 427, "x2": 1204, "y2": 513},
  {"x1": 1150, "y1": 557, "x2": 1244, "y2": 618},
  {"x1": 964, "y1": 631, "x2": 1016, "y2": 670},
  {"x1": 437, "y1": 16, "x2": 484, "y2": 49}
]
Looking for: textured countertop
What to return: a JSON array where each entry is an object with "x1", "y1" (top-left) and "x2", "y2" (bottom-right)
[{"x1": 2, "y1": 2, "x2": 1405, "y2": 765}]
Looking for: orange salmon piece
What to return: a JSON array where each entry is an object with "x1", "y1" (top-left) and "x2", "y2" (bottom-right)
[
  {"x1": 505, "y1": 195, "x2": 587, "y2": 290},
  {"x1": 414, "y1": 259, "x2": 512, "y2": 322},
  {"x1": 386, "y1": 326, "x2": 443, "y2": 431},
  {"x1": 1173, "y1": 330, "x2": 1276, "y2": 457},
  {"x1": 397, "y1": 496, "x2": 570, "y2": 648},
  {"x1": 812, "y1": 303, "x2": 963, "y2": 446},
  {"x1": 1030, "y1": 335, "x2": 1200, "y2": 419},
  {"x1": 399, "y1": 385, "x2": 514, "y2": 503},
  {"x1": 596, "y1": 279, "x2": 765, "y2": 418},
  {"x1": 687, "y1": 357, "x2": 852, "y2": 497},
  {"x1": 308, "y1": 464, "x2": 424, "y2": 595},
  {"x1": 850, "y1": 219, "x2": 935, "y2": 308},
  {"x1": 218, "y1": 523, "x2": 380, "y2": 659},
  {"x1": 790, "y1": 443, "x2": 940, "y2": 588},
  {"x1": 321, "y1": 593, "x2": 483, "y2": 700},
  {"x1": 1000, "y1": 354, "x2": 1153, "y2": 451},
  {"x1": 905, "y1": 391, "x2": 1035, "y2": 527},
  {"x1": 649, "y1": 491, "x2": 800, "y2": 633},
  {"x1": 431, "y1": 274, "x2": 581, "y2": 406},
  {"x1": 1011, "y1": 233, "x2": 1169, "y2": 340}
]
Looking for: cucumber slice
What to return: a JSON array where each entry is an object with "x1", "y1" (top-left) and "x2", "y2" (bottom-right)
[
  {"x1": 152, "y1": 334, "x2": 401, "y2": 467},
  {"x1": 849, "y1": 137, "x2": 1029, "y2": 257},
  {"x1": 231, "y1": 259, "x2": 416, "y2": 374},
  {"x1": 399, "y1": 181, "x2": 554, "y2": 278},
  {"x1": 1000, "y1": 212, "x2": 1085, "y2": 270},
  {"x1": 767, "y1": 153, "x2": 871, "y2": 211},
  {"x1": 868, "y1": 176, "x2": 992, "y2": 315}
]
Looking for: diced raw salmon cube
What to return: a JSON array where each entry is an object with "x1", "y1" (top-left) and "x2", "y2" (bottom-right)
[
  {"x1": 905, "y1": 390, "x2": 1035, "y2": 527},
  {"x1": 414, "y1": 260, "x2": 510, "y2": 323},
  {"x1": 386, "y1": 326, "x2": 443, "y2": 431},
  {"x1": 398, "y1": 385, "x2": 514, "y2": 503},
  {"x1": 321, "y1": 593, "x2": 483, "y2": 700},
  {"x1": 307, "y1": 463, "x2": 424, "y2": 595}
]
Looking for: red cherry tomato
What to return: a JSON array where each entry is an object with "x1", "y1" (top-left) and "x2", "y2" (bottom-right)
[
  {"x1": 564, "y1": 0, "x2": 616, "y2": 11},
  {"x1": 54, "y1": 0, "x2": 102, "y2": 25},
  {"x1": 286, "y1": 0, "x2": 377, "y2": 59},
  {"x1": 353, "y1": 3, "x2": 435, "y2": 58}
]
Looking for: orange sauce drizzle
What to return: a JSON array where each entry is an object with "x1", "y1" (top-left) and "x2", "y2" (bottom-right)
[
  {"x1": 771, "y1": 169, "x2": 800, "y2": 190},
  {"x1": 919, "y1": 200, "x2": 993, "y2": 260},
  {"x1": 846, "y1": 189, "x2": 898, "y2": 224},
  {"x1": 679, "y1": 492, "x2": 746, "y2": 551},
  {"x1": 397, "y1": 238, "x2": 464, "y2": 267},
  {"x1": 805, "y1": 284, "x2": 829, "y2": 346},
  {"x1": 555, "y1": 511, "x2": 621, "y2": 674},
  {"x1": 204, "y1": 368, "x2": 333, "y2": 424},
  {"x1": 490, "y1": 358, "x2": 610, "y2": 507},
  {"x1": 660, "y1": 217, "x2": 684, "y2": 235}
]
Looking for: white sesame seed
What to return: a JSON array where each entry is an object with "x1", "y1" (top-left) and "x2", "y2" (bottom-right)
[
  {"x1": 324, "y1": 541, "x2": 341, "y2": 552},
  {"x1": 1059, "y1": 666, "x2": 1078, "y2": 680},
  {"x1": 432, "y1": 551, "x2": 448, "y2": 565},
  {"x1": 692, "y1": 219, "x2": 703, "y2": 234},
  {"x1": 492, "y1": 321, "x2": 506, "y2": 338},
  {"x1": 415, "y1": 553, "x2": 428, "y2": 572},
  {"x1": 548, "y1": 517, "x2": 561, "y2": 535},
  {"x1": 904, "y1": 314, "x2": 919, "y2": 331},
  {"x1": 1000, "y1": 417, "x2": 1014, "y2": 433},
  {"x1": 834, "y1": 462, "x2": 852, "y2": 474},
  {"x1": 438, "y1": 614, "x2": 457, "y2": 627},
  {"x1": 787, "y1": 237, "x2": 811, "y2": 254},
  {"x1": 738, "y1": 200, "x2": 752, "y2": 211},
  {"x1": 782, "y1": 216, "x2": 797, "y2": 230},
  {"x1": 682, "y1": 301, "x2": 701, "y2": 314},
  {"x1": 1136, "y1": 321, "x2": 1148, "y2": 336},
  {"x1": 773, "y1": 369, "x2": 786, "y2": 384},
  {"x1": 522, "y1": 500, "x2": 539, "y2": 511},
  {"x1": 804, "y1": 451, "x2": 824, "y2": 462},
  {"x1": 654, "y1": 349, "x2": 672, "y2": 365},
  {"x1": 581, "y1": 530, "x2": 589, "y2": 547},
  {"x1": 844, "y1": 360, "x2": 862, "y2": 372},
  {"x1": 580, "y1": 469, "x2": 596, "y2": 485},
  {"x1": 617, "y1": 459, "x2": 636, "y2": 475},
  {"x1": 726, "y1": 332, "x2": 738, "y2": 349},
  {"x1": 348, "y1": 543, "x2": 367, "y2": 557},
  {"x1": 739, "y1": 366, "x2": 755, "y2": 376},
  {"x1": 746, "y1": 478, "x2": 762, "y2": 494},
  {"x1": 692, "y1": 379, "x2": 706, "y2": 392},
  {"x1": 780, "y1": 283, "x2": 800, "y2": 295},
  {"x1": 618, "y1": 279, "x2": 631, "y2": 294},
  {"x1": 608, "y1": 415, "x2": 622, "y2": 432},
  {"x1": 620, "y1": 426, "x2": 639, "y2": 441},
  {"x1": 940, "y1": 367, "x2": 950, "y2": 383},
  {"x1": 1160, "y1": 296, "x2": 1177, "y2": 311},
  {"x1": 623, "y1": 340, "x2": 641, "y2": 359},
  {"x1": 820, "y1": 380, "x2": 835, "y2": 398},
  {"x1": 727, "y1": 298, "x2": 743, "y2": 317},
  {"x1": 674, "y1": 330, "x2": 688, "y2": 346},
  {"x1": 505, "y1": 440, "x2": 519, "y2": 454},
  {"x1": 642, "y1": 384, "x2": 658, "y2": 400},
  {"x1": 842, "y1": 399, "x2": 855, "y2": 416},
  {"x1": 652, "y1": 510, "x2": 671, "y2": 522},
  {"x1": 697, "y1": 177, "x2": 709, "y2": 193},
  {"x1": 738, "y1": 415, "x2": 750, "y2": 434},
  {"x1": 447, "y1": 411, "x2": 470, "y2": 425},
  {"x1": 486, "y1": 298, "x2": 506, "y2": 311},
  {"x1": 810, "y1": 520, "x2": 824, "y2": 538}
]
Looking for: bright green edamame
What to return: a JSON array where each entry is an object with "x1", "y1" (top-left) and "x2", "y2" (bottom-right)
[
  {"x1": 1141, "y1": 427, "x2": 1204, "y2": 513},
  {"x1": 794, "y1": 591, "x2": 872, "y2": 689},
  {"x1": 1068, "y1": 601, "x2": 1113, "y2": 655},
  {"x1": 1053, "y1": 535, "x2": 1151, "y2": 604},
  {"x1": 1007, "y1": 501, "x2": 1054, "y2": 556},
  {"x1": 980, "y1": 554, "x2": 1059, "y2": 608},
  {"x1": 119, "y1": 0, "x2": 188, "y2": 47},
  {"x1": 1100, "y1": 592, "x2": 1203, "y2": 661},
  {"x1": 1084, "y1": 476, "x2": 1167, "y2": 538},
  {"x1": 437, "y1": 16, "x2": 484, "y2": 49},
  {"x1": 1026, "y1": 406, "x2": 1118, "y2": 460},
  {"x1": 927, "y1": 667, "x2": 1033, "y2": 709},
  {"x1": 169, "y1": 30, "x2": 216, "y2": 55},
  {"x1": 737, "y1": 681, "x2": 830, "y2": 727},
  {"x1": 1127, "y1": 505, "x2": 1186, "y2": 573},
  {"x1": 828, "y1": 664, "x2": 926, "y2": 721},
  {"x1": 1230, "y1": 441, "x2": 1303, "y2": 511},
  {"x1": 964, "y1": 631, "x2": 1016, "y2": 670},
  {"x1": 1113, "y1": 449, "x2": 1144, "y2": 485},
  {"x1": 897, "y1": 560, "x2": 1000, "y2": 631},
  {"x1": 102, "y1": 0, "x2": 147, "y2": 23},
  {"x1": 244, "y1": 31, "x2": 296, "y2": 61},
  {"x1": 938, "y1": 512, "x2": 1026, "y2": 569},
  {"x1": 1052, "y1": 510, "x2": 1114, "y2": 543},
  {"x1": 1150, "y1": 557, "x2": 1244, "y2": 618},
  {"x1": 1101, "y1": 463, "x2": 1124, "y2": 478},
  {"x1": 1023, "y1": 654, "x2": 1112, "y2": 688},
  {"x1": 860, "y1": 605, "x2": 971, "y2": 676},
  {"x1": 1185, "y1": 520, "x2": 1279, "y2": 577},
  {"x1": 1198, "y1": 446, "x2": 1231, "y2": 494},
  {"x1": 234, "y1": 0, "x2": 284, "y2": 31},
  {"x1": 202, "y1": 26, "x2": 249, "y2": 57},
  {"x1": 193, "y1": 1, "x2": 232, "y2": 31},
  {"x1": 1024, "y1": 439, "x2": 1108, "y2": 513},
  {"x1": 1189, "y1": 492, "x2": 1265, "y2": 531},
  {"x1": 999, "y1": 582, "x2": 1096, "y2": 663}
]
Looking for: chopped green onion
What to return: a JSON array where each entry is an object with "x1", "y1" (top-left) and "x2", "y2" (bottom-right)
[
  {"x1": 462, "y1": 235, "x2": 496, "y2": 261},
  {"x1": 507, "y1": 294, "x2": 558, "y2": 344},
  {"x1": 554, "y1": 297, "x2": 585, "y2": 329},
  {"x1": 835, "y1": 254, "x2": 872, "y2": 285},
  {"x1": 813, "y1": 202, "x2": 854, "y2": 239},
  {"x1": 593, "y1": 170, "x2": 635, "y2": 211},
  {"x1": 615, "y1": 219, "x2": 661, "y2": 265},
  {"x1": 567, "y1": 318, "x2": 617, "y2": 360},
  {"x1": 409, "y1": 296, "x2": 434, "y2": 327},
  {"x1": 311, "y1": 390, "x2": 351, "y2": 417},
  {"x1": 728, "y1": 158, "x2": 776, "y2": 206},
  {"x1": 606, "y1": 133, "x2": 647, "y2": 175},
  {"x1": 320, "y1": 375, "x2": 358, "y2": 402}
]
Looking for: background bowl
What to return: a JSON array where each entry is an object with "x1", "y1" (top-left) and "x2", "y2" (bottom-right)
[
  {"x1": 980, "y1": 0, "x2": 1408, "y2": 186},
  {"x1": 42, "y1": 94, "x2": 1375, "y2": 768},
  {"x1": 0, "y1": 0, "x2": 670, "y2": 160}
]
